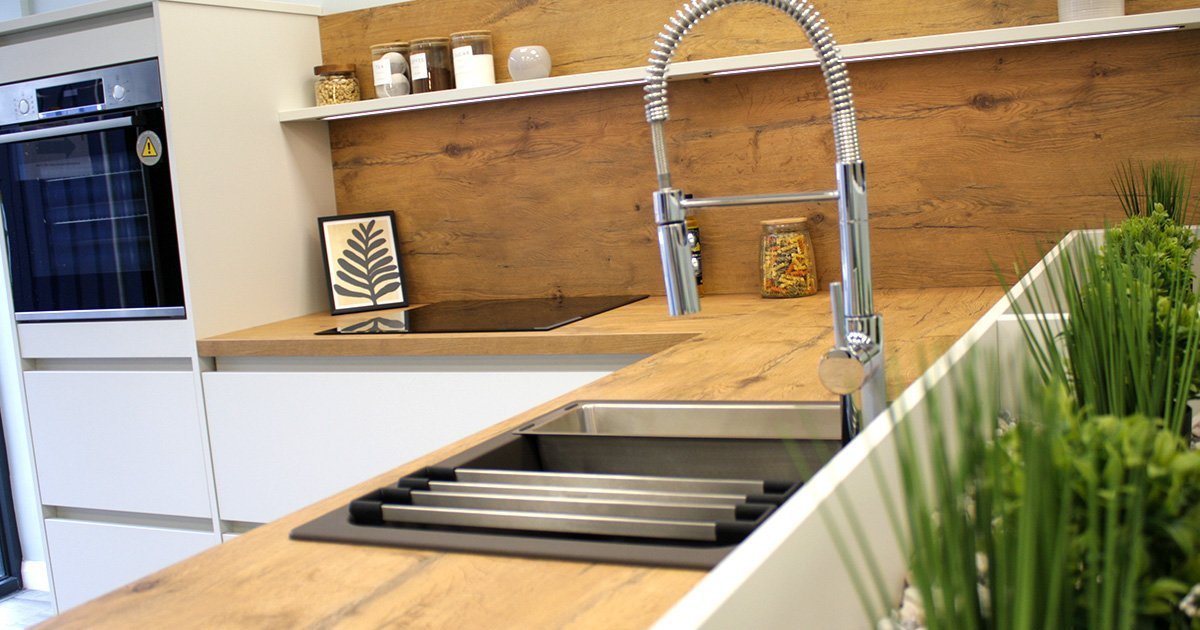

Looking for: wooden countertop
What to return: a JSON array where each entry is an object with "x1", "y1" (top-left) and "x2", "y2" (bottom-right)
[{"x1": 47, "y1": 288, "x2": 1001, "y2": 629}]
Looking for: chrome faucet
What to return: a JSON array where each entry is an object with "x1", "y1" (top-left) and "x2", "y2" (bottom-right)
[{"x1": 644, "y1": 0, "x2": 886, "y2": 435}]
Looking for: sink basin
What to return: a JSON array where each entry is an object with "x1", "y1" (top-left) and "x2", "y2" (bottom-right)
[
  {"x1": 292, "y1": 400, "x2": 844, "y2": 568},
  {"x1": 514, "y1": 400, "x2": 842, "y2": 481}
]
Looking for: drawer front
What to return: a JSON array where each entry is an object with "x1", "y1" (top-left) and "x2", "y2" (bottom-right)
[
  {"x1": 18, "y1": 319, "x2": 196, "y2": 359},
  {"x1": 45, "y1": 518, "x2": 217, "y2": 611},
  {"x1": 204, "y1": 370, "x2": 611, "y2": 524},
  {"x1": 25, "y1": 371, "x2": 212, "y2": 518}
]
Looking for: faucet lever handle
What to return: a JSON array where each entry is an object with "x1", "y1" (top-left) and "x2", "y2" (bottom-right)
[
  {"x1": 819, "y1": 349, "x2": 868, "y2": 395},
  {"x1": 821, "y1": 281, "x2": 867, "y2": 395}
]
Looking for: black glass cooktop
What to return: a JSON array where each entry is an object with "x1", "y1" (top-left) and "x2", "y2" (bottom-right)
[{"x1": 316, "y1": 295, "x2": 648, "y2": 335}]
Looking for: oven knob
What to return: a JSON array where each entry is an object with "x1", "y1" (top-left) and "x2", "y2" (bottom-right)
[
  {"x1": 16, "y1": 99, "x2": 30, "y2": 115},
  {"x1": 111, "y1": 84, "x2": 127, "y2": 101}
]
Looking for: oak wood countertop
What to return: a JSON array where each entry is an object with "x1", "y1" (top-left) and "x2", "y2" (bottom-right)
[{"x1": 47, "y1": 288, "x2": 1001, "y2": 629}]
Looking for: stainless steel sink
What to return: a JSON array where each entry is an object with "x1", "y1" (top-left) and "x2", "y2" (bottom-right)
[
  {"x1": 521, "y1": 400, "x2": 840, "y2": 438},
  {"x1": 292, "y1": 400, "x2": 844, "y2": 568},
  {"x1": 515, "y1": 400, "x2": 841, "y2": 481}
]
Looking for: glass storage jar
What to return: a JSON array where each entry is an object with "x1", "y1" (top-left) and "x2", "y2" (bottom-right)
[
  {"x1": 409, "y1": 37, "x2": 454, "y2": 93},
  {"x1": 450, "y1": 30, "x2": 496, "y2": 89},
  {"x1": 760, "y1": 217, "x2": 818, "y2": 298},
  {"x1": 313, "y1": 64, "x2": 360, "y2": 106},
  {"x1": 370, "y1": 42, "x2": 410, "y2": 98}
]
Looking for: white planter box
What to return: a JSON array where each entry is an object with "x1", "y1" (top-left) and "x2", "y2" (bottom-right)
[{"x1": 655, "y1": 230, "x2": 1089, "y2": 628}]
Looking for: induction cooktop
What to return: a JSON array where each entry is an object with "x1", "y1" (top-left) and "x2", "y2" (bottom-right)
[{"x1": 316, "y1": 295, "x2": 648, "y2": 335}]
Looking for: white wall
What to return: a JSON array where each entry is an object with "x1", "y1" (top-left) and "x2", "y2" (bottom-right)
[
  {"x1": 317, "y1": 0, "x2": 410, "y2": 13},
  {"x1": 26, "y1": 0, "x2": 89, "y2": 13},
  {"x1": 0, "y1": 2, "x2": 27, "y2": 21},
  {"x1": 155, "y1": 0, "x2": 332, "y2": 338}
]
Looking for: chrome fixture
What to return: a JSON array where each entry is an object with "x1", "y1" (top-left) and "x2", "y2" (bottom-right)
[{"x1": 643, "y1": 0, "x2": 885, "y2": 433}]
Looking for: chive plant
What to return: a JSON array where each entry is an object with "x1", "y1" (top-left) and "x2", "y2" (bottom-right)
[
  {"x1": 1009, "y1": 217, "x2": 1200, "y2": 436},
  {"x1": 836, "y1": 362, "x2": 1200, "y2": 629},
  {"x1": 832, "y1": 207, "x2": 1200, "y2": 629},
  {"x1": 1114, "y1": 160, "x2": 1195, "y2": 226}
]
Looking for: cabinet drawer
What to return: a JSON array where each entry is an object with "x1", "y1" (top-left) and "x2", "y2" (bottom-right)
[
  {"x1": 203, "y1": 369, "x2": 612, "y2": 524},
  {"x1": 25, "y1": 371, "x2": 212, "y2": 518},
  {"x1": 45, "y1": 518, "x2": 217, "y2": 611},
  {"x1": 17, "y1": 320, "x2": 196, "y2": 359}
]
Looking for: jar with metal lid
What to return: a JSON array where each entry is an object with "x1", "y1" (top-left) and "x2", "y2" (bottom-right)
[
  {"x1": 450, "y1": 30, "x2": 495, "y2": 89},
  {"x1": 370, "y1": 42, "x2": 410, "y2": 98},
  {"x1": 313, "y1": 64, "x2": 360, "y2": 106},
  {"x1": 409, "y1": 37, "x2": 454, "y2": 93},
  {"x1": 760, "y1": 217, "x2": 818, "y2": 298}
]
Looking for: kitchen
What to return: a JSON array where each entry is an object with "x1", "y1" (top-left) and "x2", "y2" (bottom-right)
[{"x1": 0, "y1": 0, "x2": 1198, "y2": 626}]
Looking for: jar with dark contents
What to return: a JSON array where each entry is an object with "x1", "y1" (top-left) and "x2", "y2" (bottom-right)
[
  {"x1": 760, "y1": 217, "x2": 818, "y2": 298},
  {"x1": 409, "y1": 37, "x2": 454, "y2": 93}
]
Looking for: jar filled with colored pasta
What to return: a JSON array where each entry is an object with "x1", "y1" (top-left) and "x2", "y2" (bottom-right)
[{"x1": 760, "y1": 217, "x2": 817, "y2": 298}]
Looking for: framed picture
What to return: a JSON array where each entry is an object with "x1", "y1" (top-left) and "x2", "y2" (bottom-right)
[{"x1": 318, "y1": 211, "x2": 408, "y2": 315}]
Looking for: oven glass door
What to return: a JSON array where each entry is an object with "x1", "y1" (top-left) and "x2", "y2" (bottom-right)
[{"x1": 0, "y1": 107, "x2": 184, "y2": 321}]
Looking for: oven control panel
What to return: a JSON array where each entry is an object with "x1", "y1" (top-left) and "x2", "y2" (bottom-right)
[{"x1": 0, "y1": 58, "x2": 161, "y2": 127}]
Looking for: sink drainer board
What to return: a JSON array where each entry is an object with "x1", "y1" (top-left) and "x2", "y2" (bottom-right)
[{"x1": 291, "y1": 401, "x2": 842, "y2": 568}]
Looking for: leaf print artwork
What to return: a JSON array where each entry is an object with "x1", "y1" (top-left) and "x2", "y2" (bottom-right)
[
  {"x1": 319, "y1": 211, "x2": 407, "y2": 315},
  {"x1": 333, "y1": 219, "x2": 402, "y2": 305}
]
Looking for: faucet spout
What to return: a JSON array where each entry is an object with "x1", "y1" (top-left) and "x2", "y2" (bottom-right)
[
  {"x1": 654, "y1": 188, "x2": 701, "y2": 316},
  {"x1": 643, "y1": 0, "x2": 888, "y2": 430}
]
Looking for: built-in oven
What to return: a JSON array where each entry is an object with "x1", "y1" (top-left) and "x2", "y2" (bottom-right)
[{"x1": 0, "y1": 59, "x2": 184, "y2": 322}]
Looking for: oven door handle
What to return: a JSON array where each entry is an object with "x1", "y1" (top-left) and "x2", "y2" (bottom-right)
[{"x1": 0, "y1": 116, "x2": 134, "y2": 145}]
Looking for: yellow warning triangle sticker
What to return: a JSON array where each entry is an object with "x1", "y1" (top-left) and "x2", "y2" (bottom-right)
[{"x1": 141, "y1": 138, "x2": 158, "y2": 158}]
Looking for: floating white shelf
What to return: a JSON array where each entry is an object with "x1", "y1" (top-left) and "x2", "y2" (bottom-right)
[{"x1": 279, "y1": 8, "x2": 1200, "y2": 123}]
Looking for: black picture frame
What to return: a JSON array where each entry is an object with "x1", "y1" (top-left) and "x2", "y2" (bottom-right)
[{"x1": 318, "y1": 211, "x2": 409, "y2": 315}]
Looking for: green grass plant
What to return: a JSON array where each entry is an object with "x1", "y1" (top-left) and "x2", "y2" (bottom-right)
[
  {"x1": 841, "y1": 362, "x2": 1200, "y2": 629},
  {"x1": 832, "y1": 169, "x2": 1200, "y2": 629},
  {"x1": 1008, "y1": 223, "x2": 1200, "y2": 436},
  {"x1": 1114, "y1": 160, "x2": 1195, "y2": 226}
]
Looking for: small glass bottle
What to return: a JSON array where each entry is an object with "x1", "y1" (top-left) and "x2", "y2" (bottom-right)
[
  {"x1": 409, "y1": 37, "x2": 455, "y2": 93},
  {"x1": 450, "y1": 30, "x2": 496, "y2": 89},
  {"x1": 313, "y1": 64, "x2": 360, "y2": 106},
  {"x1": 760, "y1": 217, "x2": 818, "y2": 298},
  {"x1": 370, "y1": 42, "x2": 410, "y2": 98}
]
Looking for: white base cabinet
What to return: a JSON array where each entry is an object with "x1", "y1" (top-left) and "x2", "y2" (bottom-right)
[
  {"x1": 44, "y1": 519, "x2": 218, "y2": 612},
  {"x1": 24, "y1": 371, "x2": 211, "y2": 518},
  {"x1": 203, "y1": 365, "x2": 623, "y2": 524}
]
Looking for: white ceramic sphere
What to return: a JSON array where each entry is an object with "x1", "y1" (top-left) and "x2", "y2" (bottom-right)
[
  {"x1": 376, "y1": 73, "x2": 410, "y2": 97},
  {"x1": 381, "y1": 51, "x2": 408, "y2": 75},
  {"x1": 507, "y1": 46, "x2": 551, "y2": 81}
]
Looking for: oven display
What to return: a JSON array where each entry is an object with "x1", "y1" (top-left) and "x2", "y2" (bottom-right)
[{"x1": 36, "y1": 79, "x2": 104, "y2": 118}]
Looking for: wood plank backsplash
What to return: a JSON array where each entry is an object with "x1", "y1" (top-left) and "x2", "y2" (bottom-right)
[
  {"x1": 320, "y1": 2, "x2": 1200, "y2": 302},
  {"x1": 319, "y1": 0, "x2": 1196, "y2": 85}
]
